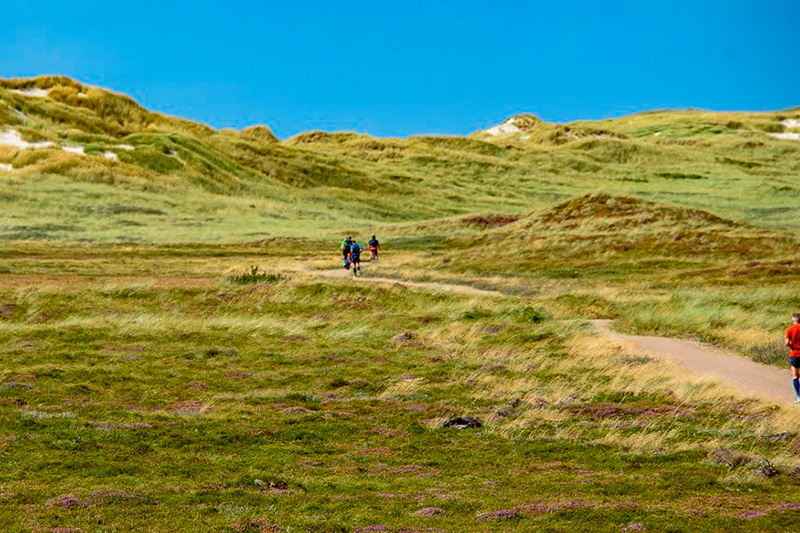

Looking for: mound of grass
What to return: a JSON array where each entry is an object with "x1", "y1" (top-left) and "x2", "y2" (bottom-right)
[{"x1": 228, "y1": 265, "x2": 287, "y2": 284}]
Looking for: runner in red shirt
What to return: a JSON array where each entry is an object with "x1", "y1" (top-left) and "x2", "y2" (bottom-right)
[{"x1": 785, "y1": 312, "x2": 800, "y2": 403}]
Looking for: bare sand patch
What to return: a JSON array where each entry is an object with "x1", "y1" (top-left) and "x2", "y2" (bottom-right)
[
  {"x1": 11, "y1": 88, "x2": 49, "y2": 97},
  {"x1": 63, "y1": 146, "x2": 85, "y2": 155},
  {"x1": 769, "y1": 132, "x2": 800, "y2": 141},
  {"x1": 0, "y1": 130, "x2": 54, "y2": 149}
]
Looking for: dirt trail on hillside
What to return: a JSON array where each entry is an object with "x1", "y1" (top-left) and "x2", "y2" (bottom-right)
[
  {"x1": 592, "y1": 320, "x2": 793, "y2": 404},
  {"x1": 316, "y1": 267, "x2": 502, "y2": 296}
]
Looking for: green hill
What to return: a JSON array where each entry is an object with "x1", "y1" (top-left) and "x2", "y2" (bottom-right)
[
  {"x1": 1, "y1": 76, "x2": 799, "y2": 242},
  {"x1": 423, "y1": 193, "x2": 797, "y2": 281}
]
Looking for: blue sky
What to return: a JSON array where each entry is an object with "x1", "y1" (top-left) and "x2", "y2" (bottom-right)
[{"x1": 2, "y1": 0, "x2": 798, "y2": 138}]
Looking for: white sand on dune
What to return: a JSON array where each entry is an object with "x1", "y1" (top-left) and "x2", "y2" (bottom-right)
[
  {"x1": 0, "y1": 129, "x2": 54, "y2": 149},
  {"x1": 484, "y1": 118, "x2": 521, "y2": 136},
  {"x1": 114, "y1": 144, "x2": 135, "y2": 151},
  {"x1": 0, "y1": 130, "x2": 124, "y2": 160},
  {"x1": 781, "y1": 119, "x2": 800, "y2": 129},
  {"x1": 11, "y1": 88, "x2": 49, "y2": 97},
  {"x1": 769, "y1": 132, "x2": 800, "y2": 141},
  {"x1": 0, "y1": 163, "x2": 13, "y2": 172}
]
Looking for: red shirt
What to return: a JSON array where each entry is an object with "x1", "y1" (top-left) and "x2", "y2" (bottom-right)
[{"x1": 787, "y1": 323, "x2": 800, "y2": 357}]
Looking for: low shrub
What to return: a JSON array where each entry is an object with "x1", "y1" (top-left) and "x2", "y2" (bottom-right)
[
  {"x1": 229, "y1": 266, "x2": 287, "y2": 284},
  {"x1": 520, "y1": 306, "x2": 550, "y2": 323}
]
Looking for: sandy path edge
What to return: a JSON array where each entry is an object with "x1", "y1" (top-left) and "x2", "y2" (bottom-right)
[
  {"x1": 311, "y1": 265, "x2": 794, "y2": 404},
  {"x1": 592, "y1": 320, "x2": 795, "y2": 405},
  {"x1": 315, "y1": 267, "x2": 503, "y2": 296}
]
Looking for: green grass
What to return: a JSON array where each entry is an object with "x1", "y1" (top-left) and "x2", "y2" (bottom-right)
[
  {"x1": 3, "y1": 76, "x2": 800, "y2": 530},
  {"x1": 0, "y1": 246, "x2": 799, "y2": 531}
]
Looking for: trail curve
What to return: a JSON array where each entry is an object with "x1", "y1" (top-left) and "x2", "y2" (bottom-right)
[
  {"x1": 310, "y1": 265, "x2": 794, "y2": 405},
  {"x1": 593, "y1": 320, "x2": 794, "y2": 405}
]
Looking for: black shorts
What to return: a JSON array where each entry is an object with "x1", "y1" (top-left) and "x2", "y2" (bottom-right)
[
  {"x1": 351, "y1": 255, "x2": 360, "y2": 263},
  {"x1": 791, "y1": 357, "x2": 800, "y2": 368}
]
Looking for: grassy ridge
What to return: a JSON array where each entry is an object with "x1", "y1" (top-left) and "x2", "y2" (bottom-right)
[{"x1": 1, "y1": 77, "x2": 800, "y2": 242}]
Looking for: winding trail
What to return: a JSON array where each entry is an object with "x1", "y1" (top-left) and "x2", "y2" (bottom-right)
[
  {"x1": 316, "y1": 267, "x2": 503, "y2": 296},
  {"x1": 593, "y1": 320, "x2": 793, "y2": 405},
  {"x1": 313, "y1": 265, "x2": 794, "y2": 404}
]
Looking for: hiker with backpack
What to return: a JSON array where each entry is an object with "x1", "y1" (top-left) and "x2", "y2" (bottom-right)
[
  {"x1": 340, "y1": 236, "x2": 352, "y2": 269},
  {"x1": 368, "y1": 235, "x2": 380, "y2": 262},
  {"x1": 349, "y1": 239, "x2": 363, "y2": 278},
  {"x1": 785, "y1": 312, "x2": 800, "y2": 403}
]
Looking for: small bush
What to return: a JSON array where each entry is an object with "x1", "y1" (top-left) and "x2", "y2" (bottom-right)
[
  {"x1": 106, "y1": 204, "x2": 167, "y2": 215},
  {"x1": 750, "y1": 343, "x2": 786, "y2": 367},
  {"x1": 462, "y1": 307, "x2": 493, "y2": 320},
  {"x1": 717, "y1": 157, "x2": 761, "y2": 169},
  {"x1": 759, "y1": 123, "x2": 785, "y2": 133},
  {"x1": 655, "y1": 172, "x2": 706, "y2": 180},
  {"x1": 328, "y1": 377, "x2": 349, "y2": 389},
  {"x1": 520, "y1": 306, "x2": 550, "y2": 323},
  {"x1": 229, "y1": 266, "x2": 287, "y2": 285}
]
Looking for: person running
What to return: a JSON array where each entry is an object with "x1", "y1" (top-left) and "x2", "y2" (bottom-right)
[
  {"x1": 349, "y1": 239, "x2": 363, "y2": 278},
  {"x1": 785, "y1": 312, "x2": 800, "y2": 403},
  {"x1": 368, "y1": 235, "x2": 380, "y2": 262},
  {"x1": 340, "y1": 236, "x2": 353, "y2": 269}
]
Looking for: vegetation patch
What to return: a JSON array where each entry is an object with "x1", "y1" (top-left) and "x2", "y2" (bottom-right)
[
  {"x1": 228, "y1": 266, "x2": 288, "y2": 284},
  {"x1": 655, "y1": 172, "x2": 706, "y2": 180},
  {"x1": 460, "y1": 214, "x2": 520, "y2": 228}
]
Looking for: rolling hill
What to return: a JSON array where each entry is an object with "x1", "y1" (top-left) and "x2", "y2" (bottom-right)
[{"x1": 1, "y1": 76, "x2": 799, "y2": 242}]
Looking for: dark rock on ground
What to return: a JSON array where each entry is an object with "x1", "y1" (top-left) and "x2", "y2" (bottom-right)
[{"x1": 441, "y1": 416, "x2": 481, "y2": 429}]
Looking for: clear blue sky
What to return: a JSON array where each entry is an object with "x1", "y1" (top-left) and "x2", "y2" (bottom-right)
[{"x1": 2, "y1": 0, "x2": 798, "y2": 139}]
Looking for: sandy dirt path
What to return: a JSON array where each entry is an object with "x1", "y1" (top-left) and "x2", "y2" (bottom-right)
[
  {"x1": 593, "y1": 320, "x2": 794, "y2": 405},
  {"x1": 312, "y1": 264, "x2": 793, "y2": 404},
  {"x1": 316, "y1": 267, "x2": 503, "y2": 296}
]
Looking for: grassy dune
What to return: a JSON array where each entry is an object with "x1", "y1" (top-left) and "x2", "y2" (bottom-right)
[
  {"x1": 1, "y1": 76, "x2": 800, "y2": 242},
  {"x1": 2, "y1": 77, "x2": 800, "y2": 530}
]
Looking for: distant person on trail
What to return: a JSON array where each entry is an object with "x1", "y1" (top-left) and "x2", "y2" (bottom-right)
[
  {"x1": 349, "y1": 239, "x2": 363, "y2": 278},
  {"x1": 341, "y1": 236, "x2": 353, "y2": 269},
  {"x1": 368, "y1": 235, "x2": 380, "y2": 262},
  {"x1": 785, "y1": 312, "x2": 800, "y2": 403}
]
